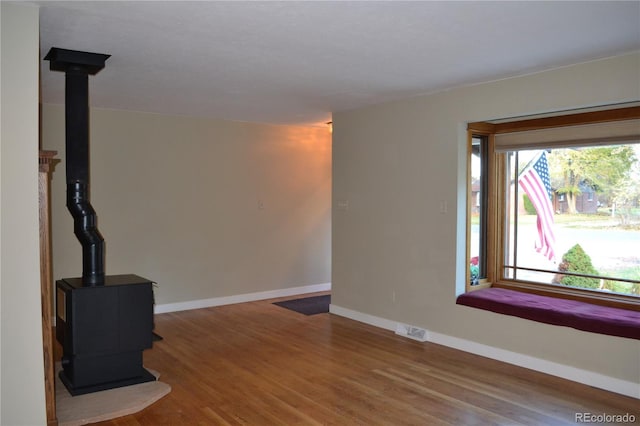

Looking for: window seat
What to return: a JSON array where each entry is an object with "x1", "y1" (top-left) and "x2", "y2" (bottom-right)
[{"x1": 456, "y1": 288, "x2": 640, "y2": 340}]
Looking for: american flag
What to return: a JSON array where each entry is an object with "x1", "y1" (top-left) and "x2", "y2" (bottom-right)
[{"x1": 518, "y1": 151, "x2": 556, "y2": 262}]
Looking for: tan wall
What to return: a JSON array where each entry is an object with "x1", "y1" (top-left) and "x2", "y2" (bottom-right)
[
  {"x1": 332, "y1": 53, "x2": 640, "y2": 384},
  {"x1": 0, "y1": 2, "x2": 47, "y2": 424},
  {"x1": 41, "y1": 106, "x2": 331, "y2": 305}
]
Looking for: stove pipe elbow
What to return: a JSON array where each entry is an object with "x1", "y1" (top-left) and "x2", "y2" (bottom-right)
[{"x1": 67, "y1": 181, "x2": 105, "y2": 286}]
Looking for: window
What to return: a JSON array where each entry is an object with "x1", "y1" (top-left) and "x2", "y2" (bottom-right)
[
  {"x1": 468, "y1": 135, "x2": 489, "y2": 286},
  {"x1": 468, "y1": 106, "x2": 640, "y2": 309}
]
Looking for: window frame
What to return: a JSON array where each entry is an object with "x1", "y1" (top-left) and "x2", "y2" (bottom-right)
[
  {"x1": 467, "y1": 106, "x2": 640, "y2": 311},
  {"x1": 467, "y1": 133, "x2": 493, "y2": 288}
]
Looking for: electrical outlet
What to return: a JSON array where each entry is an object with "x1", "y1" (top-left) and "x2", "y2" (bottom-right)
[{"x1": 337, "y1": 199, "x2": 349, "y2": 211}]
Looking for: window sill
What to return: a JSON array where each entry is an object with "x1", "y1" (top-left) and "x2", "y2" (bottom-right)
[{"x1": 456, "y1": 288, "x2": 640, "y2": 340}]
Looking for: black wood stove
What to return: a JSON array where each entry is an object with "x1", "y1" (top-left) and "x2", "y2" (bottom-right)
[{"x1": 45, "y1": 48, "x2": 156, "y2": 396}]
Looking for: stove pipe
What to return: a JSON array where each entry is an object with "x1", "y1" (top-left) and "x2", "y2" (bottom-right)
[{"x1": 45, "y1": 48, "x2": 111, "y2": 286}]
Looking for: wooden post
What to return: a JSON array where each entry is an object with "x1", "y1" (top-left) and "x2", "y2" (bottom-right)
[{"x1": 39, "y1": 150, "x2": 59, "y2": 426}]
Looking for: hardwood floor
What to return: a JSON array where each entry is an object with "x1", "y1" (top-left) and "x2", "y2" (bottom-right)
[{"x1": 86, "y1": 293, "x2": 637, "y2": 425}]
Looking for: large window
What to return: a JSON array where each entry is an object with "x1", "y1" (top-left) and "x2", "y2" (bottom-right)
[{"x1": 468, "y1": 106, "x2": 640, "y2": 308}]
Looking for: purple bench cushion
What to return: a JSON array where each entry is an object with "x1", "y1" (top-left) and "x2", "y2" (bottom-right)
[{"x1": 456, "y1": 288, "x2": 640, "y2": 340}]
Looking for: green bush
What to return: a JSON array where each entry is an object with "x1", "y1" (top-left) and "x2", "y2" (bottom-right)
[
  {"x1": 603, "y1": 281, "x2": 640, "y2": 295},
  {"x1": 558, "y1": 244, "x2": 600, "y2": 289},
  {"x1": 522, "y1": 194, "x2": 537, "y2": 215}
]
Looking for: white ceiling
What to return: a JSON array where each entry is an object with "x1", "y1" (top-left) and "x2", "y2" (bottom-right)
[{"x1": 37, "y1": 1, "x2": 640, "y2": 127}]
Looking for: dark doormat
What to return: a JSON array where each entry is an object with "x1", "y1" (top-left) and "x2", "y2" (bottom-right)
[{"x1": 273, "y1": 295, "x2": 331, "y2": 316}]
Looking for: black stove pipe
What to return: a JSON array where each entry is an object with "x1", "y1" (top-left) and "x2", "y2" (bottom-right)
[{"x1": 45, "y1": 48, "x2": 110, "y2": 286}]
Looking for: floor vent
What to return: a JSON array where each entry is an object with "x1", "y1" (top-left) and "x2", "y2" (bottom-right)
[{"x1": 395, "y1": 323, "x2": 428, "y2": 342}]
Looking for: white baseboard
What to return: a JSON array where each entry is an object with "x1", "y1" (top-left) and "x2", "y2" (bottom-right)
[
  {"x1": 329, "y1": 304, "x2": 639, "y2": 399},
  {"x1": 330, "y1": 304, "x2": 397, "y2": 331},
  {"x1": 154, "y1": 282, "x2": 331, "y2": 314}
]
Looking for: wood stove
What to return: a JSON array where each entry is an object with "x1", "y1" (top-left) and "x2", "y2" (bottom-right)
[
  {"x1": 45, "y1": 48, "x2": 156, "y2": 395},
  {"x1": 55, "y1": 275, "x2": 155, "y2": 395}
]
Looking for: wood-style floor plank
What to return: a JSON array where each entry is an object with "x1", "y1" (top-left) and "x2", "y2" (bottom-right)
[{"x1": 76, "y1": 292, "x2": 638, "y2": 425}]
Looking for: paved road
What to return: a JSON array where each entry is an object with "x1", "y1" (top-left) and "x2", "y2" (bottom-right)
[{"x1": 471, "y1": 222, "x2": 640, "y2": 273}]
